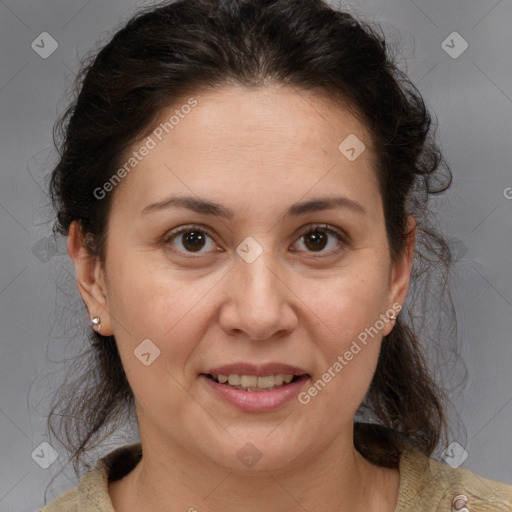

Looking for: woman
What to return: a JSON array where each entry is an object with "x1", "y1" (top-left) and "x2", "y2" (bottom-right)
[{"x1": 42, "y1": 0, "x2": 512, "y2": 510}]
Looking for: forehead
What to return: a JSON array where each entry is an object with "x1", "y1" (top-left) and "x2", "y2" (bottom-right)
[{"x1": 110, "y1": 85, "x2": 381, "y2": 218}]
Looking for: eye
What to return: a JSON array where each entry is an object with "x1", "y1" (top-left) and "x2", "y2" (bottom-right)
[
  {"x1": 163, "y1": 225, "x2": 219, "y2": 255},
  {"x1": 291, "y1": 224, "x2": 346, "y2": 255},
  {"x1": 163, "y1": 223, "x2": 347, "y2": 257}
]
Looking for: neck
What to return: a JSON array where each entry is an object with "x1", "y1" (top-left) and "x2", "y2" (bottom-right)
[{"x1": 109, "y1": 426, "x2": 399, "y2": 512}]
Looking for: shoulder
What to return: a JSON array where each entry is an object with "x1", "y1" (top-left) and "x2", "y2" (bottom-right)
[
  {"x1": 40, "y1": 443, "x2": 142, "y2": 512},
  {"x1": 396, "y1": 442, "x2": 512, "y2": 512},
  {"x1": 40, "y1": 486, "x2": 79, "y2": 512}
]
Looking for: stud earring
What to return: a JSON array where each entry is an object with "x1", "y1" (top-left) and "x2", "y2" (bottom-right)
[{"x1": 91, "y1": 317, "x2": 101, "y2": 333}]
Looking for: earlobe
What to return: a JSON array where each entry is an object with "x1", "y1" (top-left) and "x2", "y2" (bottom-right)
[{"x1": 67, "y1": 221, "x2": 113, "y2": 335}]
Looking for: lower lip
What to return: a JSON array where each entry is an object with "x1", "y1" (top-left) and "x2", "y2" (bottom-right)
[{"x1": 200, "y1": 374, "x2": 310, "y2": 412}]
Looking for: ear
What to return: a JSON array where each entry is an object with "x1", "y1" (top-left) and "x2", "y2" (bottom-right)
[
  {"x1": 67, "y1": 220, "x2": 113, "y2": 336},
  {"x1": 382, "y1": 215, "x2": 416, "y2": 336}
]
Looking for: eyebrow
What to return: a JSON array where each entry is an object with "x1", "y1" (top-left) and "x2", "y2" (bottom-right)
[{"x1": 141, "y1": 195, "x2": 366, "y2": 219}]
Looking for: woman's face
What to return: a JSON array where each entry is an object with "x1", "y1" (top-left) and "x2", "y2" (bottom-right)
[{"x1": 73, "y1": 85, "x2": 414, "y2": 472}]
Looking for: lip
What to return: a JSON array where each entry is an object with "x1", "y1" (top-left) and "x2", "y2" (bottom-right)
[
  {"x1": 202, "y1": 362, "x2": 308, "y2": 377},
  {"x1": 200, "y1": 373, "x2": 310, "y2": 412}
]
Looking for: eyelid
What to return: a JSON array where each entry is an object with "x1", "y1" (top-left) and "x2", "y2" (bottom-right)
[{"x1": 163, "y1": 223, "x2": 216, "y2": 241}]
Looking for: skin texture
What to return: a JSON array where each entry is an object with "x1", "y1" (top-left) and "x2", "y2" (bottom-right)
[{"x1": 68, "y1": 84, "x2": 416, "y2": 512}]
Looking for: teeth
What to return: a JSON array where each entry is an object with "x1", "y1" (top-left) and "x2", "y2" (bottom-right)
[
  {"x1": 214, "y1": 374, "x2": 296, "y2": 390},
  {"x1": 255, "y1": 375, "x2": 274, "y2": 387},
  {"x1": 273, "y1": 375, "x2": 283, "y2": 386},
  {"x1": 240, "y1": 375, "x2": 258, "y2": 388},
  {"x1": 228, "y1": 374, "x2": 240, "y2": 386}
]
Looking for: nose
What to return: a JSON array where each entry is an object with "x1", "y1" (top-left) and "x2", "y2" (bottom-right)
[{"x1": 218, "y1": 247, "x2": 298, "y2": 341}]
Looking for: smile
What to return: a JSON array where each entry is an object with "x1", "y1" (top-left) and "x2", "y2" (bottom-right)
[
  {"x1": 206, "y1": 373, "x2": 297, "y2": 391},
  {"x1": 200, "y1": 373, "x2": 310, "y2": 412}
]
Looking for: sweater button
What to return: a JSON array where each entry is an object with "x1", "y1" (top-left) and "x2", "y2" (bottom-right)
[{"x1": 452, "y1": 494, "x2": 469, "y2": 511}]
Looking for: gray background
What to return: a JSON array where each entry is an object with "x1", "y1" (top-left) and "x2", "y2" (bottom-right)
[{"x1": 0, "y1": 0, "x2": 511, "y2": 510}]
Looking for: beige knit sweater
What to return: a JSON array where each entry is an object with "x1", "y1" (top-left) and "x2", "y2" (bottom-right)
[{"x1": 40, "y1": 442, "x2": 512, "y2": 511}]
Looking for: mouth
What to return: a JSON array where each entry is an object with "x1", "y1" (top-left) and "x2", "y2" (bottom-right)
[
  {"x1": 199, "y1": 365, "x2": 311, "y2": 411},
  {"x1": 201, "y1": 373, "x2": 305, "y2": 392}
]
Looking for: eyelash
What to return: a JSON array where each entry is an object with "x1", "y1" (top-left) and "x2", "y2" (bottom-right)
[{"x1": 162, "y1": 223, "x2": 347, "y2": 258}]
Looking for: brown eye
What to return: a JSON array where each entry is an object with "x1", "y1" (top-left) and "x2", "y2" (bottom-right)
[
  {"x1": 303, "y1": 230, "x2": 329, "y2": 251},
  {"x1": 292, "y1": 225, "x2": 345, "y2": 255},
  {"x1": 180, "y1": 230, "x2": 207, "y2": 251},
  {"x1": 164, "y1": 226, "x2": 218, "y2": 254}
]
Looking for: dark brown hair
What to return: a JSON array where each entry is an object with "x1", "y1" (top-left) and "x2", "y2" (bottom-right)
[{"x1": 48, "y1": 0, "x2": 456, "y2": 476}]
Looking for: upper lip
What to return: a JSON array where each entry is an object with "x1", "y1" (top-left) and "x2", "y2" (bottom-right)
[{"x1": 202, "y1": 363, "x2": 309, "y2": 377}]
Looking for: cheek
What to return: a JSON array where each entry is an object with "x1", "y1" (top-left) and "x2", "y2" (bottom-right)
[
  {"x1": 301, "y1": 299, "x2": 385, "y2": 418},
  {"x1": 106, "y1": 247, "x2": 206, "y2": 337},
  {"x1": 300, "y1": 261, "x2": 389, "y2": 392},
  {"x1": 107, "y1": 280, "x2": 202, "y2": 420},
  {"x1": 302, "y1": 259, "x2": 390, "y2": 339},
  {"x1": 104, "y1": 252, "x2": 209, "y2": 395}
]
